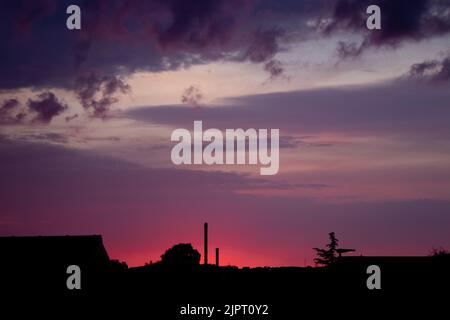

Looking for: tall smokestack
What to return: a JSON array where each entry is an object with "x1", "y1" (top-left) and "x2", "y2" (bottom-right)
[
  {"x1": 204, "y1": 223, "x2": 208, "y2": 265},
  {"x1": 215, "y1": 248, "x2": 219, "y2": 267}
]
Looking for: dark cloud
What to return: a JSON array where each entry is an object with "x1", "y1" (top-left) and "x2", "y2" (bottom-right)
[
  {"x1": 0, "y1": 0, "x2": 253, "y2": 90},
  {"x1": 1, "y1": 92, "x2": 69, "y2": 124},
  {"x1": 181, "y1": 86, "x2": 203, "y2": 106},
  {"x1": 405, "y1": 53, "x2": 450, "y2": 83},
  {"x1": 27, "y1": 92, "x2": 68, "y2": 123},
  {"x1": 0, "y1": 98, "x2": 20, "y2": 112},
  {"x1": 322, "y1": 0, "x2": 450, "y2": 58},
  {"x1": 240, "y1": 28, "x2": 285, "y2": 63},
  {"x1": 0, "y1": 0, "x2": 303, "y2": 90},
  {"x1": 75, "y1": 73, "x2": 131, "y2": 117},
  {"x1": 1, "y1": 0, "x2": 448, "y2": 90},
  {"x1": 0, "y1": 98, "x2": 24, "y2": 123},
  {"x1": 237, "y1": 28, "x2": 287, "y2": 78},
  {"x1": 153, "y1": 0, "x2": 248, "y2": 50},
  {"x1": 263, "y1": 59, "x2": 285, "y2": 80}
]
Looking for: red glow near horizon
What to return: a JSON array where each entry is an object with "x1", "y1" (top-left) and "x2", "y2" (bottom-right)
[{"x1": 107, "y1": 238, "x2": 435, "y2": 269}]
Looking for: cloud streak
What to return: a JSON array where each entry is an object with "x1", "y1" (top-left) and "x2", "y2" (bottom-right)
[
  {"x1": 405, "y1": 53, "x2": 450, "y2": 84},
  {"x1": 126, "y1": 81, "x2": 450, "y2": 139}
]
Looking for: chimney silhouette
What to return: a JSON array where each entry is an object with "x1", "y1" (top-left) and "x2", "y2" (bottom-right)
[
  {"x1": 215, "y1": 248, "x2": 219, "y2": 267},
  {"x1": 204, "y1": 223, "x2": 208, "y2": 265}
]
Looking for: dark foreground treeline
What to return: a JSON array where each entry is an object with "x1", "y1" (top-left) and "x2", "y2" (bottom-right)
[
  {"x1": 2, "y1": 257, "x2": 450, "y2": 318},
  {"x1": 1, "y1": 236, "x2": 449, "y2": 317}
]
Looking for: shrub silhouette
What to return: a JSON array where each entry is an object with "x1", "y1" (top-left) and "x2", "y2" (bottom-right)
[
  {"x1": 160, "y1": 243, "x2": 201, "y2": 266},
  {"x1": 314, "y1": 232, "x2": 339, "y2": 266},
  {"x1": 430, "y1": 247, "x2": 450, "y2": 257}
]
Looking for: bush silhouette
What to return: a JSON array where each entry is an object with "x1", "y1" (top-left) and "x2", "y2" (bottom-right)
[
  {"x1": 160, "y1": 243, "x2": 201, "y2": 266},
  {"x1": 430, "y1": 247, "x2": 450, "y2": 257}
]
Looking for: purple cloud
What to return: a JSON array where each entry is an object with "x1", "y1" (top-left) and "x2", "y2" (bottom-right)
[
  {"x1": 264, "y1": 59, "x2": 285, "y2": 80},
  {"x1": 181, "y1": 86, "x2": 203, "y2": 106},
  {"x1": 75, "y1": 73, "x2": 130, "y2": 117},
  {"x1": 1, "y1": 92, "x2": 69, "y2": 125},
  {"x1": 240, "y1": 28, "x2": 285, "y2": 63},
  {"x1": 126, "y1": 81, "x2": 450, "y2": 139},
  {"x1": 0, "y1": 98, "x2": 25, "y2": 124},
  {"x1": 27, "y1": 92, "x2": 68, "y2": 123},
  {"x1": 321, "y1": 0, "x2": 450, "y2": 58},
  {"x1": 0, "y1": 0, "x2": 307, "y2": 90},
  {"x1": 405, "y1": 53, "x2": 450, "y2": 84}
]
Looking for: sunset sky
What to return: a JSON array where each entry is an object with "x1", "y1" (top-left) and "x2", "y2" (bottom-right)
[{"x1": 1, "y1": 0, "x2": 450, "y2": 267}]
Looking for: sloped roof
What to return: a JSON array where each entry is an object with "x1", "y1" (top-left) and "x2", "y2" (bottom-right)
[{"x1": 0, "y1": 235, "x2": 110, "y2": 267}]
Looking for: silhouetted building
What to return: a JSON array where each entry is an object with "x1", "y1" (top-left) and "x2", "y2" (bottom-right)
[
  {"x1": 0, "y1": 235, "x2": 110, "y2": 291},
  {"x1": 337, "y1": 255, "x2": 450, "y2": 290},
  {"x1": 339, "y1": 256, "x2": 446, "y2": 269}
]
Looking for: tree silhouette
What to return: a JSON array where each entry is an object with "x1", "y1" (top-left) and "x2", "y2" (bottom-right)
[
  {"x1": 313, "y1": 232, "x2": 339, "y2": 266},
  {"x1": 160, "y1": 243, "x2": 201, "y2": 266},
  {"x1": 430, "y1": 247, "x2": 450, "y2": 257}
]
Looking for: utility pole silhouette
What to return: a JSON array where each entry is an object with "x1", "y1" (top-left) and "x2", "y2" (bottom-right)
[{"x1": 216, "y1": 248, "x2": 219, "y2": 267}]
